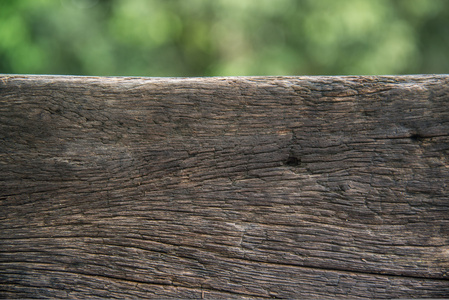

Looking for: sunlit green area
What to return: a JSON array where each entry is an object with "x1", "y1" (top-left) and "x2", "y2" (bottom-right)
[{"x1": 1, "y1": 0, "x2": 448, "y2": 76}]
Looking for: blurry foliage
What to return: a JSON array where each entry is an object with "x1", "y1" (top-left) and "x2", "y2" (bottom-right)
[{"x1": 0, "y1": 0, "x2": 448, "y2": 76}]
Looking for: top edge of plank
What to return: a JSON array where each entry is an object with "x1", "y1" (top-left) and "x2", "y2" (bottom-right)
[
  {"x1": 1, "y1": 74, "x2": 448, "y2": 91},
  {"x1": 1, "y1": 73, "x2": 448, "y2": 82}
]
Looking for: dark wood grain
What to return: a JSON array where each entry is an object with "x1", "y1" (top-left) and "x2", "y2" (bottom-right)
[{"x1": 1, "y1": 75, "x2": 448, "y2": 299}]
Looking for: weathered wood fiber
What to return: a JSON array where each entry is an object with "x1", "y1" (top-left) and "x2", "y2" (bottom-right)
[{"x1": 0, "y1": 75, "x2": 448, "y2": 299}]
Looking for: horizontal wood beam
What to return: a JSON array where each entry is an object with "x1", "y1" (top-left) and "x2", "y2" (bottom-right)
[{"x1": 1, "y1": 75, "x2": 448, "y2": 298}]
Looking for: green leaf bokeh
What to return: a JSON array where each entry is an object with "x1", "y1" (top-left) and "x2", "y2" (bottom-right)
[{"x1": 1, "y1": 0, "x2": 448, "y2": 76}]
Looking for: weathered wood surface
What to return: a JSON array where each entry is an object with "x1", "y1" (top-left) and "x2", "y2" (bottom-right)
[{"x1": 0, "y1": 75, "x2": 448, "y2": 299}]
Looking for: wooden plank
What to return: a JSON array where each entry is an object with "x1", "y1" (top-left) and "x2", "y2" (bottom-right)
[{"x1": 0, "y1": 75, "x2": 448, "y2": 298}]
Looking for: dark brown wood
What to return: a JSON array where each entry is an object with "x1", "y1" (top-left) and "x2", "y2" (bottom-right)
[{"x1": 1, "y1": 75, "x2": 449, "y2": 299}]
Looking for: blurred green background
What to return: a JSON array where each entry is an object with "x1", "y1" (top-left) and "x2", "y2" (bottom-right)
[{"x1": 1, "y1": 0, "x2": 448, "y2": 76}]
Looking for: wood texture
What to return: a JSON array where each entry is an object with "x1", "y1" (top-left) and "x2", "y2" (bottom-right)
[{"x1": 1, "y1": 75, "x2": 448, "y2": 299}]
